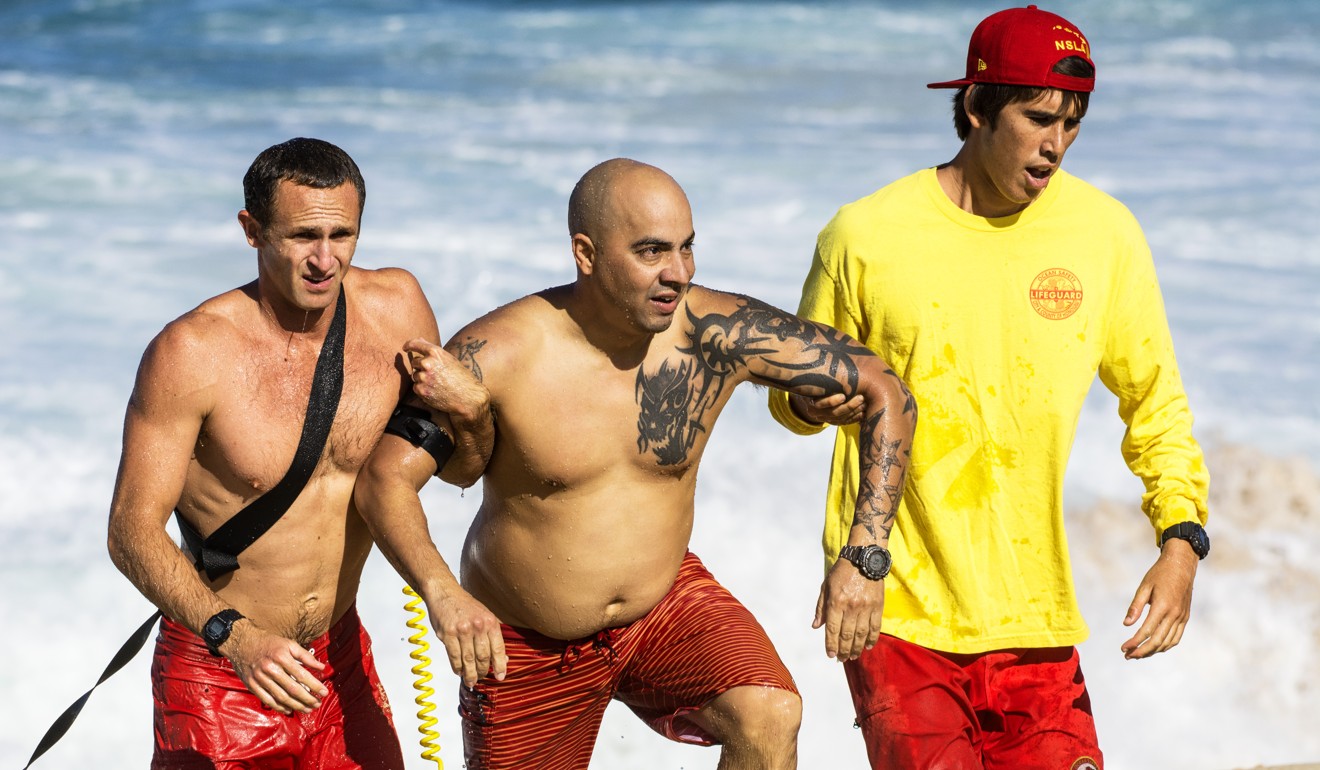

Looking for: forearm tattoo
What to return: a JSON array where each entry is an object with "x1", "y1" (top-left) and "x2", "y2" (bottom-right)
[
  {"x1": 452, "y1": 337, "x2": 487, "y2": 382},
  {"x1": 853, "y1": 410, "x2": 908, "y2": 540},
  {"x1": 635, "y1": 295, "x2": 873, "y2": 465}
]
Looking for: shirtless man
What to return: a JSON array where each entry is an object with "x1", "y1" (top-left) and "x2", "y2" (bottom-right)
[
  {"x1": 106, "y1": 137, "x2": 491, "y2": 768},
  {"x1": 355, "y1": 158, "x2": 917, "y2": 769}
]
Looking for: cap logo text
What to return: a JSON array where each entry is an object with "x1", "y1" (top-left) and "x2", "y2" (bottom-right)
[{"x1": 1051, "y1": 24, "x2": 1090, "y2": 57}]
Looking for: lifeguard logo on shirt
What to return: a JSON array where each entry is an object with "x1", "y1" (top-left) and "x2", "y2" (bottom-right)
[
  {"x1": 1029, "y1": 267, "x2": 1083, "y2": 320},
  {"x1": 1070, "y1": 757, "x2": 1100, "y2": 770}
]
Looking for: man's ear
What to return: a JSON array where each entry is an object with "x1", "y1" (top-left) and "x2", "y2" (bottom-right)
[
  {"x1": 963, "y1": 85, "x2": 988, "y2": 131},
  {"x1": 571, "y1": 233, "x2": 596, "y2": 276},
  {"x1": 237, "y1": 209, "x2": 264, "y2": 248}
]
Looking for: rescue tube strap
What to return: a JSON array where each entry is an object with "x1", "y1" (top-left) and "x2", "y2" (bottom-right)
[
  {"x1": 22, "y1": 610, "x2": 163, "y2": 769},
  {"x1": 384, "y1": 404, "x2": 456, "y2": 473}
]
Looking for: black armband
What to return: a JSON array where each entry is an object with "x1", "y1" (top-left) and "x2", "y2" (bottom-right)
[{"x1": 384, "y1": 405, "x2": 456, "y2": 474}]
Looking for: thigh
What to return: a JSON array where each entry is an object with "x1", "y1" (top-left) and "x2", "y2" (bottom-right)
[
  {"x1": 614, "y1": 552, "x2": 797, "y2": 746},
  {"x1": 460, "y1": 626, "x2": 616, "y2": 770},
  {"x1": 302, "y1": 619, "x2": 406, "y2": 770},
  {"x1": 843, "y1": 634, "x2": 982, "y2": 770},
  {"x1": 981, "y1": 647, "x2": 1103, "y2": 770},
  {"x1": 151, "y1": 618, "x2": 299, "y2": 769}
]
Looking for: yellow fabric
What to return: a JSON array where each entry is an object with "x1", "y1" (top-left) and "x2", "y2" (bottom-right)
[{"x1": 769, "y1": 168, "x2": 1209, "y2": 653}]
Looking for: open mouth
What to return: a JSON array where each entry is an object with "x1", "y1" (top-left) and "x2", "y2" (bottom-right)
[
  {"x1": 1026, "y1": 166, "x2": 1054, "y2": 186},
  {"x1": 304, "y1": 274, "x2": 335, "y2": 289},
  {"x1": 650, "y1": 292, "x2": 680, "y2": 313}
]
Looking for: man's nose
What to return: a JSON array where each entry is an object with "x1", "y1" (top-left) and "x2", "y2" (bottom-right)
[
  {"x1": 660, "y1": 250, "x2": 693, "y2": 285},
  {"x1": 308, "y1": 240, "x2": 336, "y2": 271},
  {"x1": 1042, "y1": 123, "x2": 1066, "y2": 161}
]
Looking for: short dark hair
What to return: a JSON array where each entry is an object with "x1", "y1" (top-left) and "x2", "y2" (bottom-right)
[
  {"x1": 242, "y1": 138, "x2": 366, "y2": 228},
  {"x1": 951, "y1": 56, "x2": 1094, "y2": 140}
]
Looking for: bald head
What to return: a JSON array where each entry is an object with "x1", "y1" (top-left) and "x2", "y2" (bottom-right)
[{"x1": 568, "y1": 158, "x2": 687, "y2": 241}]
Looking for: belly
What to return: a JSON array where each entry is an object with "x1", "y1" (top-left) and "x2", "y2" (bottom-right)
[
  {"x1": 186, "y1": 475, "x2": 373, "y2": 644},
  {"x1": 461, "y1": 494, "x2": 694, "y2": 640}
]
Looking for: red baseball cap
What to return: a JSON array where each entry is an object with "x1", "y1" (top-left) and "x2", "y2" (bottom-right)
[{"x1": 927, "y1": 5, "x2": 1095, "y2": 92}]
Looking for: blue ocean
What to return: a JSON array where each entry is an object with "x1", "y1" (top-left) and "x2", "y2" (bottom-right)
[{"x1": 2, "y1": 1, "x2": 1317, "y2": 767}]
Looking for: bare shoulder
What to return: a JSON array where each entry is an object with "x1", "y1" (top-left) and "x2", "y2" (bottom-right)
[
  {"x1": 347, "y1": 264, "x2": 427, "y2": 306},
  {"x1": 344, "y1": 265, "x2": 435, "y2": 335},
  {"x1": 133, "y1": 291, "x2": 247, "y2": 412},
  {"x1": 681, "y1": 284, "x2": 804, "y2": 329},
  {"x1": 444, "y1": 289, "x2": 560, "y2": 384}
]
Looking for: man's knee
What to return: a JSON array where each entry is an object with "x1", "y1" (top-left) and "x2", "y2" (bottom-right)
[{"x1": 700, "y1": 686, "x2": 802, "y2": 747}]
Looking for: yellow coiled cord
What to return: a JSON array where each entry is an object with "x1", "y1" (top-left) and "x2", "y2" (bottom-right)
[{"x1": 402, "y1": 585, "x2": 444, "y2": 769}]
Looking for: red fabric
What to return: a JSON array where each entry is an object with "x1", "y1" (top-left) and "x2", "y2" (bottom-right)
[
  {"x1": 844, "y1": 634, "x2": 1103, "y2": 770},
  {"x1": 460, "y1": 551, "x2": 798, "y2": 770},
  {"x1": 151, "y1": 605, "x2": 405, "y2": 769}
]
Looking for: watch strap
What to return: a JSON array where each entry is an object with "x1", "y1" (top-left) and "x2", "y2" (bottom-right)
[{"x1": 1160, "y1": 521, "x2": 1210, "y2": 560}]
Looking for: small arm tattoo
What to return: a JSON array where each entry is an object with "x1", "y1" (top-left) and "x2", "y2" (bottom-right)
[{"x1": 451, "y1": 337, "x2": 487, "y2": 383}]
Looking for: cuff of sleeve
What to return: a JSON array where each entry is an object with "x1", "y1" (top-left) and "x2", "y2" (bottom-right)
[
  {"x1": 767, "y1": 389, "x2": 828, "y2": 436},
  {"x1": 1151, "y1": 498, "x2": 1206, "y2": 546}
]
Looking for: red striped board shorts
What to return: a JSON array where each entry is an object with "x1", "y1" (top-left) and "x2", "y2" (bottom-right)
[
  {"x1": 150, "y1": 605, "x2": 405, "y2": 770},
  {"x1": 459, "y1": 551, "x2": 799, "y2": 770},
  {"x1": 844, "y1": 633, "x2": 1103, "y2": 770}
]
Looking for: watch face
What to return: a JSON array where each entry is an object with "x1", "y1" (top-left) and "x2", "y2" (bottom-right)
[
  {"x1": 863, "y1": 548, "x2": 892, "y2": 579},
  {"x1": 1190, "y1": 529, "x2": 1211, "y2": 558},
  {"x1": 204, "y1": 616, "x2": 226, "y2": 641}
]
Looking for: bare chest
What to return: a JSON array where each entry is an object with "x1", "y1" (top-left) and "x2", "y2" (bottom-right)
[
  {"x1": 197, "y1": 340, "x2": 401, "y2": 494},
  {"x1": 492, "y1": 347, "x2": 740, "y2": 491}
]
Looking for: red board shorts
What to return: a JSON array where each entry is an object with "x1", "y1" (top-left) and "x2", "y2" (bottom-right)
[
  {"x1": 150, "y1": 605, "x2": 405, "y2": 769},
  {"x1": 843, "y1": 633, "x2": 1103, "y2": 770},
  {"x1": 459, "y1": 551, "x2": 799, "y2": 770}
]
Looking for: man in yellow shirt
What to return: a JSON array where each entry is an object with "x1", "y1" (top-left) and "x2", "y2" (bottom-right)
[{"x1": 769, "y1": 7, "x2": 1210, "y2": 768}]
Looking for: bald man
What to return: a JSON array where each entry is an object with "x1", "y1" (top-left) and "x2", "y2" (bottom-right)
[{"x1": 355, "y1": 158, "x2": 917, "y2": 770}]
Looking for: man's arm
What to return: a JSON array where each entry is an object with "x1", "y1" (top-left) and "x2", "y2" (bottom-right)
[
  {"x1": 376, "y1": 267, "x2": 493, "y2": 487},
  {"x1": 354, "y1": 431, "x2": 507, "y2": 687},
  {"x1": 402, "y1": 337, "x2": 493, "y2": 487},
  {"x1": 106, "y1": 318, "x2": 328, "y2": 714},
  {"x1": 1099, "y1": 229, "x2": 1210, "y2": 660},
  {"x1": 691, "y1": 290, "x2": 916, "y2": 662}
]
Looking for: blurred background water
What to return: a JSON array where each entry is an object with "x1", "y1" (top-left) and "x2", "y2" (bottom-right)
[{"x1": 2, "y1": 1, "x2": 1317, "y2": 767}]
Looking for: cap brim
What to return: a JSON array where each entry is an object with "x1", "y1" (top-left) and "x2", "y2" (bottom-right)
[{"x1": 926, "y1": 78, "x2": 972, "y2": 89}]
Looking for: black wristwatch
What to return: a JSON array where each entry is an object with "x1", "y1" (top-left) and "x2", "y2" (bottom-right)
[
  {"x1": 838, "y1": 544, "x2": 892, "y2": 581},
  {"x1": 202, "y1": 609, "x2": 245, "y2": 656},
  {"x1": 1159, "y1": 521, "x2": 1210, "y2": 560}
]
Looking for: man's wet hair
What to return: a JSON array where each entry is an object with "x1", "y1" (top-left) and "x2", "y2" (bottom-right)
[
  {"x1": 242, "y1": 137, "x2": 366, "y2": 228},
  {"x1": 951, "y1": 56, "x2": 1094, "y2": 140}
]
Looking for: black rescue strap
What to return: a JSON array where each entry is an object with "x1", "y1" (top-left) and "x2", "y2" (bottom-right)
[
  {"x1": 384, "y1": 404, "x2": 456, "y2": 473},
  {"x1": 23, "y1": 287, "x2": 347, "y2": 769}
]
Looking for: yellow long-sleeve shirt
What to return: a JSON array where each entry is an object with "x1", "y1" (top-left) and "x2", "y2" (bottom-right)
[{"x1": 770, "y1": 168, "x2": 1209, "y2": 653}]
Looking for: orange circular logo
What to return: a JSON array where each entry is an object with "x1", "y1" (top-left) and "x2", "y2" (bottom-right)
[{"x1": 1029, "y1": 267, "x2": 1083, "y2": 320}]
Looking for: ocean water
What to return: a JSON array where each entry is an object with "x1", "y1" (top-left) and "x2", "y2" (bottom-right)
[{"x1": 1, "y1": 1, "x2": 1317, "y2": 768}]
